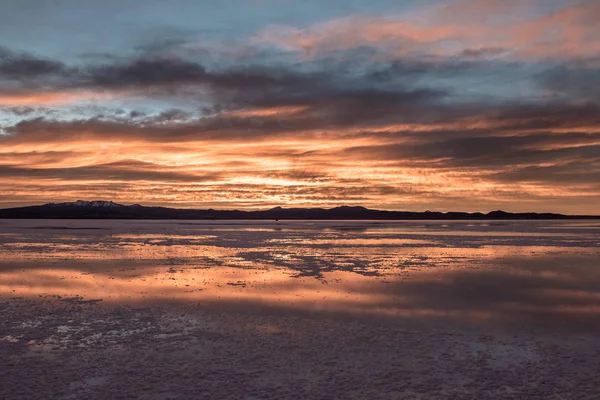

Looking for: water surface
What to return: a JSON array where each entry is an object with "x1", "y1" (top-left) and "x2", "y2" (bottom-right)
[{"x1": 1, "y1": 219, "x2": 599, "y2": 325}]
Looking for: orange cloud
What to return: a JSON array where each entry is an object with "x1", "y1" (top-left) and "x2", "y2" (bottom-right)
[
  {"x1": 256, "y1": 1, "x2": 600, "y2": 61},
  {"x1": 0, "y1": 91, "x2": 119, "y2": 106},
  {"x1": 1, "y1": 120, "x2": 599, "y2": 214}
]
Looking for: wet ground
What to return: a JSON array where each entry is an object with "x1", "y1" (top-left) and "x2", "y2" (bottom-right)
[{"x1": 1, "y1": 220, "x2": 600, "y2": 399}]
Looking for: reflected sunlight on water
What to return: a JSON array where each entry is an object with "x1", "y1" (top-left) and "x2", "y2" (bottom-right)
[{"x1": 1, "y1": 219, "x2": 600, "y2": 321}]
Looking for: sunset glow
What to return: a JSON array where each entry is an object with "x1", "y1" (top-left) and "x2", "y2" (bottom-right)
[{"x1": 1, "y1": 0, "x2": 598, "y2": 213}]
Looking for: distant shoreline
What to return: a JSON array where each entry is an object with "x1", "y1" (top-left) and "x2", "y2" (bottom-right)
[
  {"x1": 0, "y1": 200, "x2": 598, "y2": 220},
  {"x1": 1, "y1": 218, "x2": 600, "y2": 221}
]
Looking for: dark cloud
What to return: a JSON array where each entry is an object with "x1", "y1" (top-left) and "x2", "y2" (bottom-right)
[
  {"x1": 0, "y1": 45, "x2": 449, "y2": 118},
  {"x1": 537, "y1": 64, "x2": 600, "y2": 103},
  {"x1": 343, "y1": 132, "x2": 600, "y2": 168},
  {"x1": 263, "y1": 169, "x2": 331, "y2": 183},
  {"x1": 0, "y1": 150, "x2": 80, "y2": 165},
  {"x1": 459, "y1": 47, "x2": 505, "y2": 58},
  {"x1": 489, "y1": 161, "x2": 600, "y2": 184},
  {"x1": 0, "y1": 47, "x2": 68, "y2": 80},
  {"x1": 1, "y1": 106, "x2": 60, "y2": 118},
  {"x1": 2, "y1": 106, "x2": 37, "y2": 116},
  {"x1": 146, "y1": 109, "x2": 193, "y2": 123},
  {"x1": 0, "y1": 160, "x2": 221, "y2": 183},
  {"x1": 1, "y1": 115, "x2": 276, "y2": 143},
  {"x1": 129, "y1": 110, "x2": 146, "y2": 118},
  {"x1": 485, "y1": 103, "x2": 600, "y2": 130},
  {"x1": 87, "y1": 57, "x2": 208, "y2": 88}
]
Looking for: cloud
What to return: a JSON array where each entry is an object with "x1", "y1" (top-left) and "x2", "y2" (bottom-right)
[
  {"x1": 0, "y1": 47, "x2": 67, "y2": 80},
  {"x1": 460, "y1": 47, "x2": 506, "y2": 59},
  {"x1": 0, "y1": 1, "x2": 598, "y2": 213},
  {"x1": 0, "y1": 160, "x2": 222, "y2": 183},
  {"x1": 341, "y1": 128, "x2": 600, "y2": 166},
  {"x1": 0, "y1": 46, "x2": 451, "y2": 122},
  {"x1": 489, "y1": 161, "x2": 600, "y2": 185},
  {"x1": 0, "y1": 91, "x2": 115, "y2": 106},
  {"x1": 255, "y1": 1, "x2": 600, "y2": 61},
  {"x1": 537, "y1": 64, "x2": 600, "y2": 102},
  {"x1": 87, "y1": 57, "x2": 209, "y2": 88},
  {"x1": 2, "y1": 95, "x2": 599, "y2": 213},
  {"x1": 2, "y1": 106, "x2": 39, "y2": 116}
]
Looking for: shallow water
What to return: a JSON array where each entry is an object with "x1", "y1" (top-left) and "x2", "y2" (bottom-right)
[
  {"x1": 1, "y1": 219, "x2": 600, "y2": 325},
  {"x1": 3, "y1": 219, "x2": 600, "y2": 399}
]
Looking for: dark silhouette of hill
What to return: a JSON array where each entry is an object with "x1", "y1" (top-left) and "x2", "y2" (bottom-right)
[{"x1": 0, "y1": 200, "x2": 597, "y2": 220}]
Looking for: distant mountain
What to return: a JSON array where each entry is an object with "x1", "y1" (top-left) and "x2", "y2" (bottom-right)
[{"x1": 0, "y1": 200, "x2": 597, "y2": 220}]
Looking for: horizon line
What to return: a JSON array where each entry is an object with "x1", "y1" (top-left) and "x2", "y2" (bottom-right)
[{"x1": 1, "y1": 199, "x2": 599, "y2": 217}]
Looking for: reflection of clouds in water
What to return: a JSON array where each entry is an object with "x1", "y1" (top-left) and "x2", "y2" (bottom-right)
[
  {"x1": 1, "y1": 220, "x2": 600, "y2": 327},
  {"x1": 1, "y1": 221, "x2": 599, "y2": 257},
  {"x1": 2, "y1": 255, "x2": 600, "y2": 328}
]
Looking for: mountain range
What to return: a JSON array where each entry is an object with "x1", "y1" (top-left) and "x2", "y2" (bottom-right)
[{"x1": 0, "y1": 200, "x2": 597, "y2": 220}]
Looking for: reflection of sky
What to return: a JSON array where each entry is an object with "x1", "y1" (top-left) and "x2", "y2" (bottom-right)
[{"x1": 1, "y1": 220, "x2": 600, "y2": 326}]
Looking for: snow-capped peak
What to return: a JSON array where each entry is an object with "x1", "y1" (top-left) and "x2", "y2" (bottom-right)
[{"x1": 75, "y1": 200, "x2": 122, "y2": 208}]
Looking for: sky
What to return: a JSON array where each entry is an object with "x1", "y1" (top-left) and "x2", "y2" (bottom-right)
[{"x1": 0, "y1": 0, "x2": 599, "y2": 213}]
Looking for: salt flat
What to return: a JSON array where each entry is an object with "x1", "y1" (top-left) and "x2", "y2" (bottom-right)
[{"x1": 1, "y1": 220, "x2": 600, "y2": 399}]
